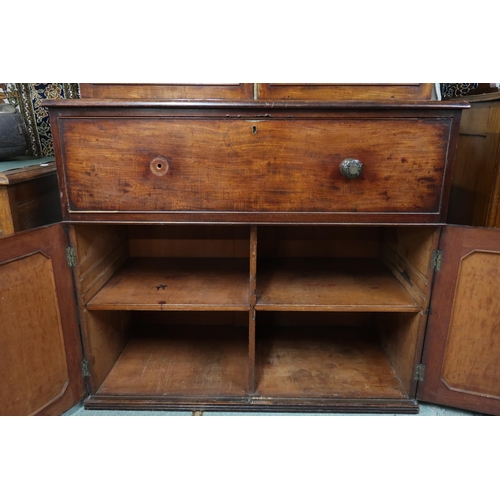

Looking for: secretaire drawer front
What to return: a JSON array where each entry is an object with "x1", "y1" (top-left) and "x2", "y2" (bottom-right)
[{"x1": 59, "y1": 117, "x2": 451, "y2": 215}]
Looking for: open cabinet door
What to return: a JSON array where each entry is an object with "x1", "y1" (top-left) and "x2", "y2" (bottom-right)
[
  {"x1": 0, "y1": 224, "x2": 85, "y2": 415},
  {"x1": 418, "y1": 225, "x2": 500, "y2": 415}
]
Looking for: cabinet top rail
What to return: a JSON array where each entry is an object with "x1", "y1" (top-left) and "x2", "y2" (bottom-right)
[{"x1": 42, "y1": 99, "x2": 470, "y2": 111}]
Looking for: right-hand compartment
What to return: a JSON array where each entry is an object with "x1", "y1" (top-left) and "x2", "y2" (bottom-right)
[
  {"x1": 253, "y1": 226, "x2": 441, "y2": 408},
  {"x1": 254, "y1": 311, "x2": 422, "y2": 403}
]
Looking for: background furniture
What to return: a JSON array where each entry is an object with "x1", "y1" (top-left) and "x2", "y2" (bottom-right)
[
  {"x1": 447, "y1": 93, "x2": 500, "y2": 227},
  {"x1": 0, "y1": 157, "x2": 61, "y2": 236}
]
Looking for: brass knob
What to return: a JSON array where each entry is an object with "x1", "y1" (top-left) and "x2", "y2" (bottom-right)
[
  {"x1": 340, "y1": 158, "x2": 363, "y2": 179},
  {"x1": 150, "y1": 156, "x2": 169, "y2": 176}
]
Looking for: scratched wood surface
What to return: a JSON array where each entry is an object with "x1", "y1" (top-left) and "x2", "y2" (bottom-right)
[
  {"x1": 255, "y1": 326, "x2": 406, "y2": 398},
  {"x1": 87, "y1": 258, "x2": 251, "y2": 311},
  {"x1": 59, "y1": 117, "x2": 450, "y2": 215},
  {"x1": 257, "y1": 83, "x2": 434, "y2": 101},
  {"x1": 96, "y1": 326, "x2": 248, "y2": 397},
  {"x1": 256, "y1": 258, "x2": 419, "y2": 312},
  {"x1": 419, "y1": 225, "x2": 500, "y2": 414}
]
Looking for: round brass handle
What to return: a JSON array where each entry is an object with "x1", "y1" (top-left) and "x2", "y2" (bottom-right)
[
  {"x1": 340, "y1": 158, "x2": 363, "y2": 179},
  {"x1": 150, "y1": 156, "x2": 169, "y2": 176}
]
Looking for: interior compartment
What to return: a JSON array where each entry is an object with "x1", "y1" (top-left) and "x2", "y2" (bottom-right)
[
  {"x1": 76, "y1": 225, "x2": 252, "y2": 312},
  {"x1": 256, "y1": 226, "x2": 437, "y2": 313},
  {"x1": 67, "y1": 224, "x2": 440, "y2": 408},
  {"x1": 255, "y1": 312, "x2": 408, "y2": 399},
  {"x1": 94, "y1": 311, "x2": 250, "y2": 398},
  {"x1": 68, "y1": 224, "x2": 252, "y2": 395}
]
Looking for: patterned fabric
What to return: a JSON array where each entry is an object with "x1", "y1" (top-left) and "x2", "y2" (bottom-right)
[
  {"x1": 0, "y1": 84, "x2": 8, "y2": 104},
  {"x1": 3, "y1": 83, "x2": 80, "y2": 157},
  {"x1": 440, "y1": 83, "x2": 479, "y2": 99}
]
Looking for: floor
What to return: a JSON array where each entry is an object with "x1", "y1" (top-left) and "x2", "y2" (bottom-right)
[{"x1": 63, "y1": 402, "x2": 481, "y2": 416}]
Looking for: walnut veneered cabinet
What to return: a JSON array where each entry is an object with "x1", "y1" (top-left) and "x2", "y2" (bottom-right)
[{"x1": 2, "y1": 88, "x2": 500, "y2": 415}]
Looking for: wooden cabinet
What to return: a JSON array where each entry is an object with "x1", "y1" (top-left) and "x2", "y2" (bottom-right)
[
  {"x1": 447, "y1": 93, "x2": 500, "y2": 227},
  {"x1": 2, "y1": 87, "x2": 500, "y2": 415},
  {"x1": 0, "y1": 157, "x2": 62, "y2": 236}
]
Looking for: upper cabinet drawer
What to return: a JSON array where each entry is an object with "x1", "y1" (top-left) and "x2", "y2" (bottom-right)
[
  {"x1": 79, "y1": 84, "x2": 254, "y2": 100},
  {"x1": 47, "y1": 101, "x2": 465, "y2": 224},
  {"x1": 257, "y1": 84, "x2": 434, "y2": 101}
]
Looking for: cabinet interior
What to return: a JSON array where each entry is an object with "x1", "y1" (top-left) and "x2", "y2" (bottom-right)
[{"x1": 69, "y1": 224, "x2": 440, "y2": 408}]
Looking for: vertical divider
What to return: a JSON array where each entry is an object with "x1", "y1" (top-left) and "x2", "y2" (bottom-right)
[{"x1": 248, "y1": 226, "x2": 258, "y2": 394}]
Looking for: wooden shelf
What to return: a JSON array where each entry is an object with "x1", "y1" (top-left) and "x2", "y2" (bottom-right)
[
  {"x1": 96, "y1": 326, "x2": 249, "y2": 397},
  {"x1": 256, "y1": 258, "x2": 420, "y2": 312},
  {"x1": 87, "y1": 258, "x2": 250, "y2": 311},
  {"x1": 256, "y1": 327, "x2": 407, "y2": 399}
]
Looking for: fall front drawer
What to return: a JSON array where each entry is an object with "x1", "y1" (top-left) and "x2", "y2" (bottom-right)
[{"x1": 46, "y1": 100, "x2": 465, "y2": 224}]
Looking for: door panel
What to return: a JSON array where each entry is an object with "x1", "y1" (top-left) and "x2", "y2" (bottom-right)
[
  {"x1": 418, "y1": 225, "x2": 500, "y2": 414},
  {"x1": 257, "y1": 84, "x2": 434, "y2": 101},
  {"x1": 0, "y1": 224, "x2": 84, "y2": 415},
  {"x1": 79, "y1": 83, "x2": 254, "y2": 100}
]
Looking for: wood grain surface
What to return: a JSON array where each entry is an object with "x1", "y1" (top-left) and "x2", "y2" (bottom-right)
[
  {"x1": 418, "y1": 225, "x2": 500, "y2": 414},
  {"x1": 96, "y1": 326, "x2": 248, "y2": 397},
  {"x1": 258, "y1": 83, "x2": 434, "y2": 101},
  {"x1": 87, "y1": 258, "x2": 251, "y2": 311},
  {"x1": 79, "y1": 83, "x2": 254, "y2": 100},
  {"x1": 0, "y1": 224, "x2": 84, "y2": 415},
  {"x1": 256, "y1": 258, "x2": 419, "y2": 312},
  {"x1": 59, "y1": 117, "x2": 450, "y2": 215},
  {"x1": 255, "y1": 326, "x2": 406, "y2": 398}
]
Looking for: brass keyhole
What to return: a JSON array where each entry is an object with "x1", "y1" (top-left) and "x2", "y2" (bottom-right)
[{"x1": 252, "y1": 126, "x2": 257, "y2": 134}]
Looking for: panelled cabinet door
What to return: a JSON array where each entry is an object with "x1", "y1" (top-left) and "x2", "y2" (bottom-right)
[
  {"x1": 418, "y1": 225, "x2": 500, "y2": 415},
  {"x1": 0, "y1": 224, "x2": 85, "y2": 415},
  {"x1": 79, "y1": 83, "x2": 254, "y2": 100},
  {"x1": 257, "y1": 83, "x2": 434, "y2": 101}
]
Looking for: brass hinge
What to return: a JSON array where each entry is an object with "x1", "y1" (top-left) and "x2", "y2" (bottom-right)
[
  {"x1": 431, "y1": 250, "x2": 443, "y2": 271},
  {"x1": 414, "y1": 364, "x2": 425, "y2": 382},
  {"x1": 66, "y1": 246, "x2": 77, "y2": 267},
  {"x1": 81, "y1": 359, "x2": 91, "y2": 377}
]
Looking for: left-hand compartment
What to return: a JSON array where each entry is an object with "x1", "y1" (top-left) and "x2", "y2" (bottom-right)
[{"x1": 69, "y1": 224, "x2": 252, "y2": 408}]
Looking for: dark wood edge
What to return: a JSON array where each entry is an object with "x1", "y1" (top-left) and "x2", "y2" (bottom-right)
[
  {"x1": 63, "y1": 213, "x2": 445, "y2": 225},
  {"x1": 0, "y1": 162, "x2": 56, "y2": 185},
  {"x1": 85, "y1": 395, "x2": 419, "y2": 413},
  {"x1": 42, "y1": 99, "x2": 470, "y2": 110},
  {"x1": 448, "y1": 92, "x2": 500, "y2": 103}
]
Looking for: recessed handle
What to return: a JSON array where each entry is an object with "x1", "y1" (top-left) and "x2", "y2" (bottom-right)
[
  {"x1": 150, "y1": 156, "x2": 169, "y2": 176},
  {"x1": 340, "y1": 158, "x2": 363, "y2": 179}
]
